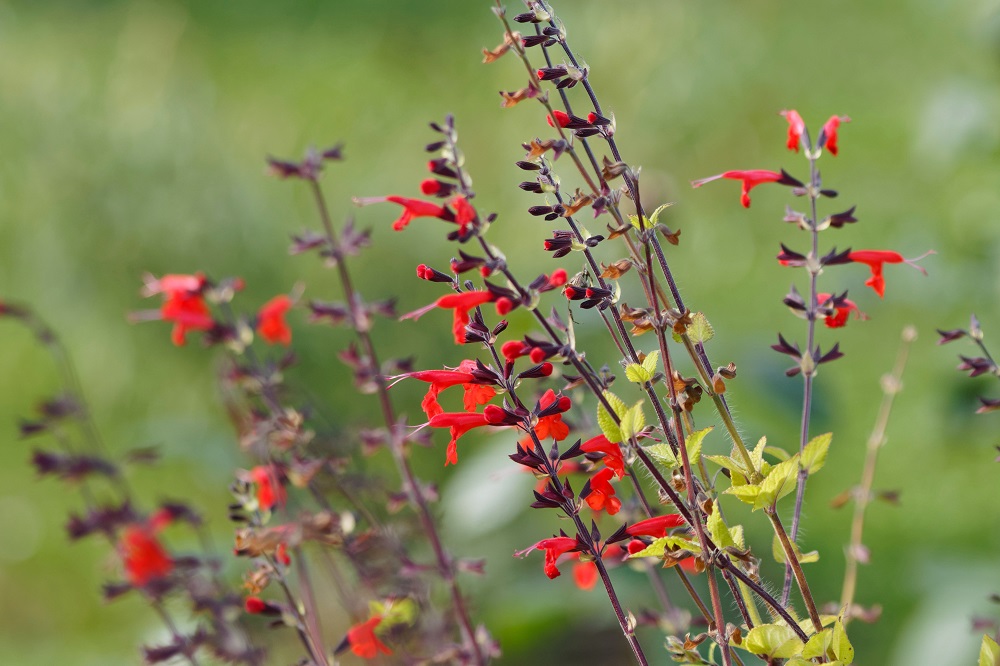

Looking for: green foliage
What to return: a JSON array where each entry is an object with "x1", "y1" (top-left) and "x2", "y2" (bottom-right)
[
  {"x1": 980, "y1": 635, "x2": 1000, "y2": 666},
  {"x1": 597, "y1": 390, "x2": 627, "y2": 443},
  {"x1": 742, "y1": 624, "x2": 804, "y2": 659}
]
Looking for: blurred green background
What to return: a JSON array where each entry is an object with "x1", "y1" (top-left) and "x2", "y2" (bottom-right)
[{"x1": 2, "y1": 0, "x2": 1000, "y2": 663}]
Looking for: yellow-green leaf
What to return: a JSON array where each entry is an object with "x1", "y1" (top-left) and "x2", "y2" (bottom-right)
[
  {"x1": 980, "y1": 634, "x2": 1000, "y2": 666},
  {"x1": 801, "y1": 629, "x2": 831, "y2": 659},
  {"x1": 684, "y1": 426, "x2": 711, "y2": 467},
  {"x1": 597, "y1": 390, "x2": 627, "y2": 443},
  {"x1": 688, "y1": 312, "x2": 715, "y2": 344},
  {"x1": 644, "y1": 443, "x2": 679, "y2": 469},
  {"x1": 802, "y1": 432, "x2": 832, "y2": 475},
  {"x1": 624, "y1": 362, "x2": 651, "y2": 384},
  {"x1": 764, "y1": 445, "x2": 791, "y2": 462},
  {"x1": 620, "y1": 400, "x2": 645, "y2": 441},
  {"x1": 756, "y1": 455, "x2": 800, "y2": 509},
  {"x1": 831, "y1": 617, "x2": 854, "y2": 664},
  {"x1": 641, "y1": 350, "x2": 660, "y2": 376},
  {"x1": 725, "y1": 483, "x2": 761, "y2": 506},
  {"x1": 744, "y1": 624, "x2": 804, "y2": 659},
  {"x1": 706, "y1": 506, "x2": 734, "y2": 549}
]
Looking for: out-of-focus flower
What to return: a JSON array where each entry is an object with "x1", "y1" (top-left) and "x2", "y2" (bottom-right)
[
  {"x1": 819, "y1": 115, "x2": 850, "y2": 156},
  {"x1": 256, "y1": 295, "x2": 292, "y2": 345},
  {"x1": 781, "y1": 109, "x2": 806, "y2": 152},
  {"x1": 346, "y1": 616, "x2": 392, "y2": 659}
]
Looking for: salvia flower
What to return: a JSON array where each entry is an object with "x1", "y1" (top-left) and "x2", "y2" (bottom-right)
[
  {"x1": 582, "y1": 467, "x2": 621, "y2": 515},
  {"x1": 520, "y1": 389, "x2": 570, "y2": 449},
  {"x1": 157, "y1": 289, "x2": 214, "y2": 346},
  {"x1": 625, "y1": 513, "x2": 686, "y2": 538},
  {"x1": 545, "y1": 110, "x2": 571, "y2": 128},
  {"x1": 780, "y1": 109, "x2": 806, "y2": 152},
  {"x1": 848, "y1": 249, "x2": 931, "y2": 298},
  {"x1": 250, "y1": 465, "x2": 286, "y2": 511},
  {"x1": 579, "y1": 434, "x2": 626, "y2": 479},
  {"x1": 345, "y1": 616, "x2": 392, "y2": 659},
  {"x1": 354, "y1": 195, "x2": 454, "y2": 231},
  {"x1": 691, "y1": 169, "x2": 801, "y2": 208},
  {"x1": 819, "y1": 115, "x2": 851, "y2": 156},
  {"x1": 402, "y1": 290, "x2": 496, "y2": 344},
  {"x1": 521, "y1": 535, "x2": 579, "y2": 579},
  {"x1": 256, "y1": 295, "x2": 292, "y2": 345},
  {"x1": 119, "y1": 517, "x2": 173, "y2": 588},
  {"x1": 392, "y1": 360, "x2": 496, "y2": 419},
  {"x1": 427, "y1": 411, "x2": 492, "y2": 465},
  {"x1": 817, "y1": 292, "x2": 864, "y2": 329}
]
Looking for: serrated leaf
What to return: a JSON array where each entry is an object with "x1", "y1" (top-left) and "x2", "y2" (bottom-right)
[
  {"x1": 684, "y1": 426, "x2": 711, "y2": 467},
  {"x1": 620, "y1": 400, "x2": 645, "y2": 441},
  {"x1": 706, "y1": 506, "x2": 735, "y2": 549},
  {"x1": 756, "y1": 455, "x2": 800, "y2": 509},
  {"x1": 648, "y1": 202, "x2": 675, "y2": 226},
  {"x1": 802, "y1": 432, "x2": 832, "y2": 475},
  {"x1": 625, "y1": 363, "x2": 651, "y2": 384},
  {"x1": 980, "y1": 634, "x2": 1000, "y2": 666},
  {"x1": 801, "y1": 629, "x2": 831, "y2": 659},
  {"x1": 628, "y1": 535, "x2": 700, "y2": 559},
  {"x1": 725, "y1": 483, "x2": 760, "y2": 506},
  {"x1": 597, "y1": 390, "x2": 627, "y2": 443},
  {"x1": 772, "y1": 534, "x2": 820, "y2": 565},
  {"x1": 688, "y1": 312, "x2": 715, "y2": 344},
  {"x1": 750, "y1": 436, "x2": 767, "y2": 474},
  {"x1": 644, "y1": 443, "x2": 679, "y2": 469},
  {"x1": 831, "y1": 617, "x2": 854, "y2": 664},
  {"x1": 641, "y1": 350, "x2": 660, "y2": 376},
  {"x1": 744, "y1": 624, "x2": 804, "y2": 659}
]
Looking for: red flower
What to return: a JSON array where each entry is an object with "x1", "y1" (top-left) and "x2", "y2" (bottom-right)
[
  {"x1": 346, "y1": 616, "x2": 392, "y2": 659},
  {"x1": 546, "y1": 110, "x2": 570, "y2": 128},
  {"x1": 520, "y1": 389, "x2": 570, "y2": 450},
  {"x1": 428, "y1": 411, "x2": 492, "y2": 465},
  {"x1": 572, "y1": 558, "x2": 598, "y2": 590},
  {"x1": 119, "y1": 521, "x2": 173, "y2": 587},
  {"x1": 781, "y1": 109, "x2": 806, "y2": 152},
  {"x1": 524, "y1": 536, "x2": 579, "y2": 579},
  {"x1": 817, "y1": 292, "x2": 864, "y2": 328},
  {"x1": 501, "y1": 340, "x2": 530, "y2": 363},
  {"x1": 160, "y1": 290, "x2": 214, "y2": 346},
  {"x1": 580, "y1": 434, "x2": 626, "y2": 479},
  {"x1": 141, "y1": 272, "x2": 206, "y2": 297},
  {"x1": 354, "y1": 195, "x2": 451, "y2": 231},
  {"x1": 257, "y1": 295, "x2": 292, "y2": 345},
  {"x1": 250, "y1": 465, "x2": 286, "y2": 511},
  {"x1": 393, "y1": 360, "x2": 496, "y2": 419},
  {"x1": 420, "y1": 178, "x2": 442, "y2": 195},
  {"x1": 625, "y1": 513, "x2": 685, "y2": 538},
  {"x1": 450, "y1": 195, "x2": 477, "y2": 235},
  {"x1": 820, "y1": 115, "x2": 850, "y2": 156},
  {"x1": 583, "y1": 467, "x2": 621, "y2": 515},
  {"x1": 276, "y1": 542, "x2": 291, "y2": 566},
  {"x1": 849, "y1": 249, "x2": 931, "y2": 298},
  {"x1": 244, "y1": 597, "x2": 267, "y2": 614},
  {"x1": 402, "y1": 290, "x2": 496, "y2": 344},
  {"x1": 691, "y1": 170, "x2": 785, "y2": 208}
]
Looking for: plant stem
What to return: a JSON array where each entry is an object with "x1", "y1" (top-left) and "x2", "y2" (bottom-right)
[
  {"x1": 841, "y1": 326, "x2": 915, "y2": 623},
  {"x1": 767, "y1": 509, "x2": 822, "y2": 632}
]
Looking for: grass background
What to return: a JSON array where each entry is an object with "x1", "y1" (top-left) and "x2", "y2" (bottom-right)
[{"x1": 1, "y1": 0, "x2": 999, "y2": 663}]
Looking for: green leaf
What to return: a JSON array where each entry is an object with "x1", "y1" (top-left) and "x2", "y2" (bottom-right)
[
  {"x1": 772, "y1": 534, "x2": 820, "y2": 565},
  {"x1": 641, "y1": 350, "x2": 660, "y2": 376},
  {"x1": 756, "y1": 455, "x2": 800, "y2": 509},
  {"x1": 648, "y1": 202, "x2": 675, "y2": 225},
  {"x1": 801, "y1": 628, "x2": 831, "y2": 659},
  {"x1": 831, "y1": 617, "x2": 854, "y2": 664},
  {"x1": 684, "y1": 426, "x2": 711, "y2": 467},
  {"x1": 802, "y1": 432, "x2": 832, "y2": 475},
  {"x1": 706, "y1": 506, "x2": 734, "y2": 549},
  {"x1": 597, "y1": 390, "x2": 627, "y2": 443},
  {"x1": 628, "y1": 535, "x2": 700, "y2": 559},
  {"x1": 688, "y1": 312, "x2": 715, "y2": 344},
  {"x1": 764, "y1": 445, "x2": 791, "y2": 462},
  {"x1": 980, "y1": 634, "x2": 1000, "y2": 666},
  {"x1": 624, "y1": 362, "x2": 651, "y2": 384},
  {"x1": 620, "y1": 400, "x2": 645, "y2": 441},
  {"x1": 743, "y1": 624, "x2": 804, "y2": 659},
  {"x1": 725, "y1": 483, "x2": 760, "y2": 506},
  {"x1": 644, "y1": 443, "x2": 679, "y2": 469}
]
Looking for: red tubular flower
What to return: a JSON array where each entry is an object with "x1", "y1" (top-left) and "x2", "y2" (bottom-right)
[
  {"x1": 119, "y1": 522, "x2": 173, "y2": 587},
  {"x1": 141, "y1": 273, "x2": 206, "y2": 297},
  {"x1": 690, "y1": 169, "x2": 785, "y2": 208},
  {"x1": 354, "y1": 195, "x2": 451, "y2": 231},
  {"x1": 395, "y1": 361, "x2": 495, "y2": 419},
  {"x1": 244, "y1": 597, "x2": 267, "y2": 614},
  {"x1": 160, "y1": 290, "x2": 214, "y2": 346},
  {"x1": 450, "y1": 195, "x2": 477, "y2": 235},
  {"x1": 625, "y1": 513, "x2": 686, "y2": 538},
  {"x1": 520, "y1": 389, "x2": 570, "y2": 450},
  {"x1": 257, "y1": 295, "x2": 292, "y2": 345},
  {"x1": 848, "y1": 249, "x2": 931, "y2": 298},
  {"x1": 428, "y1": 411, "x2": 491, "y2": 465},
  {"x1": 817, "y1": 292, "x2": 863, "y2": 328},
  {"x1": 572, "y1": 559, "x2": 598, "y2": 590},
  {"x1": 580, "y1": 434, "x2": 626, "y2": 478},
  {"x1": 583, "y1": 467, "x2": 621, "y2": 515},
  {"x1": 346, "y1": 616, "x2": 392, "y2": 659},
  {"x1": 501, "y1": 340, "x2": 530, "y2": 363},
  {"x1": 402, "y1": 290, "x2": 496, "y2": 344},
  {"x1": 546, "y1": 110, "x2": 570, "y2": 128},
  {"x1": 276, "y1": 542, "x2": 291, "y2": 566},
  {"x1": 781, "y1": 109, "x2": 805, "y2": 152},
  {"x1": 528, "y1": 536, "x2": 579, "y2": 579},
  {"x1": 547, "y1": 268, "x2": 568, "y2": 288},
  {"x1": 250, "y1": 465, "x2": 286, "y2": 510},
  {"x1": 420, "y1": 178, "x2": 442, "y2": 195},
  {"x1": 820, "y1": 115, "x2": 850, "y2": 156}
]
